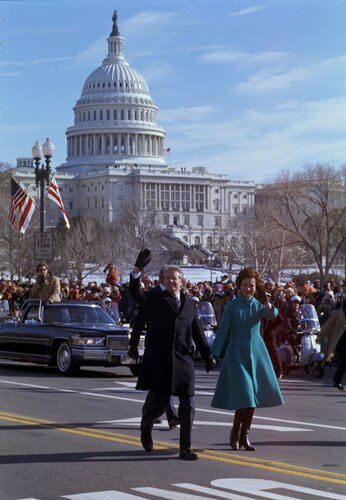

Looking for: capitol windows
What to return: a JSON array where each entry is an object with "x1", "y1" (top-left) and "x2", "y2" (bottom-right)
[
  {"x1": 195, "y1": 186, "x2": 205, "y2": 212},
  {"x1": 183, "y1": 214, "x2": 190, "y2": 226},
  {"x1": 207, "y1": 236, "x2": 213, "y2": 249},
  {"x1": 69, "y1": 201, "x2": 74, "y2": 210},
  {"x1": 105, "y1": 136, "x2": 110, "y2": 153},
  {"x1": 233, "y1": 206, "x2": 238, "y2": 215},
  {"x1": 163, "y1": 214, "x2": 169, "y2": 226},
  {"x1": 94, "y1": 110, "x2": 97, "y2": 120},
  {"x1": 117, "y1": 195, "x2": 124, "y2": 208},
  {"x1": 114, "y1": 110, "x2": 117, "y2": 120},
  {"x1": 94, "y1": 199, "x2": 97, "y2": 208},
  {"x1": 88, "y1": 111, "x2": 90, "y2": 121},
  {"x1": 87, "y1": 198, "x2": 90, "y2": 209},
  {"x1": 171, "y1": 184, "x2": 180, "y2": 211},
  {"x1": 173, "y1": 215, "x2": 179, "y2": 226},
  {"x1": 181, "y1": 185, "x2": 190, "y2": 210},
  {"x1": 101, "y1": 198, "x2": 105, "y2": 209},
  {"x1": 145, "y1": 183, "x2": 156, "y2": 207},
  {"x1": 128, "y1": 110, "x2": 131, "y2": 120},
  {"x1": 106, "y1": 110, "x2": 110, "y2": 120},
  {"x1": 197, "y1": 215, "x2": 204, "y2": 226},
  {"x1": 100, "y1": 110, "x2": 103, "y2": 120},
  {"x1": 121, "y1": 110, "x2": 125, "y2": 120},
  {"x1": 195, "y1": 236, "x2": 201, "y2": 246},
  {"x1": 214, "y1": 216, "x2": 221, "y2": 228},
  {"x1": 161, "y1": 184, "x2": 170, "y2": 211}
]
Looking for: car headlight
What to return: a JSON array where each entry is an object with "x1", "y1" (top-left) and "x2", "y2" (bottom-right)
[{"x1": 72, "y1": 335, "x2": 105, "y2": 347}]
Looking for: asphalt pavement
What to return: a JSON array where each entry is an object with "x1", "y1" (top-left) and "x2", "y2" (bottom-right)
[{"x1": 0, "y1": 360, "x2": 345, "y2": 500}]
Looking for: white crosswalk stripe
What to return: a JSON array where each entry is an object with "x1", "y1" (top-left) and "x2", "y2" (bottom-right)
[
  {"x1": 16, "y1": 477, "x2": 346, "y2": 500},
  {"x1": 63, "y1": 492, "x2": 146, "y2": 499}
]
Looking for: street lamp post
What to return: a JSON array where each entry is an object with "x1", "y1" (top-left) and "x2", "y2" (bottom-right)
[{"x1": 32, "y1": 138, "x2": 55, "y2": 232}]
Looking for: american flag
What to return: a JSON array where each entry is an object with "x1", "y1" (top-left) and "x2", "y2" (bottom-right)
[
  {"x1": 8, "y1": 177, "x2": 35, "y2": 234},
  {"x1": 164, "y1": 147, "x2": 171, "y2": 154},
  {"x1": 47, "y1": 175, "x2": 70, "y2": 229}
]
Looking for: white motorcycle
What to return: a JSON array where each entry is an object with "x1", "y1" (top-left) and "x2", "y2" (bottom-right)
[{"x1": 278, "y1": 303, "x2": 325, "y2": 378}]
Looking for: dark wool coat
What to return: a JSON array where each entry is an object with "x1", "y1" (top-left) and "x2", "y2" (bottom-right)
[{"x1": 129, "y1": 275, "x2": 213, "y2": 396}]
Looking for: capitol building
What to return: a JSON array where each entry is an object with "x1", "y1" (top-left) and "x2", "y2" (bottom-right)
[{"x1": 16, "y1": 11, "x2": 260, "y2": 254}]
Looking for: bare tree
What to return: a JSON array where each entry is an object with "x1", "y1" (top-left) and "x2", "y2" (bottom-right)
[
  {"x1": 53, "y1": 215, "x2": 102, "y2": 281},
  {"x1": 258, "y1": 165, "x2": 346, "y2": 283}
]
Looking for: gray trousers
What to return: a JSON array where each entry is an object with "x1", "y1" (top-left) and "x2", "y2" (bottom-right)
[{"x1": 141, "y1": 389, "x2": 195, "y2": 450}]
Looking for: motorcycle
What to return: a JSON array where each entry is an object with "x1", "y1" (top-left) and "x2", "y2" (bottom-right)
[
  {"x1": 197, "y1": 301, "x2": 217, "y2": 348},
  {"x1": 278, "y1": 303, "x2": 325, "y2": 378}
]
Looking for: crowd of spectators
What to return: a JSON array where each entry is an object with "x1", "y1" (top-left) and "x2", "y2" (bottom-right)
[{"x1": 1, "y1": 271, "x2": 345, "y2": 325}]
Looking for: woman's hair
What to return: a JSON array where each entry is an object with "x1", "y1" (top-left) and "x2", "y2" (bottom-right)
[{"x1": 236, "y1": 268, "x2": 261, "y2": 289}]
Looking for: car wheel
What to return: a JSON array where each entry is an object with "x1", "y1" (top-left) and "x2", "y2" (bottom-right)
[
  {"x1": 129, "y1": 364, "x2": 140, "y2": 376},
  {"x1": 56, "y1": 342, "x2": 80, "y2": 375}
]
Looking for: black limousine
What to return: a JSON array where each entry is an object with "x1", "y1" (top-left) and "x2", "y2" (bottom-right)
[{"x1": 0, "y1": 300, "x2": 143, "y2": 375}]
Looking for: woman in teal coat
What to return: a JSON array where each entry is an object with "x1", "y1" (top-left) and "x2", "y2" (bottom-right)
[{"x1": 211, "y1": 268, "x2": 284, "y2": 451}]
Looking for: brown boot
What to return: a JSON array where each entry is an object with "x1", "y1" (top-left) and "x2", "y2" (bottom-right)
[
  {"x1": 229, "y1": 409, "x2": 245, "y2": 450},
  {"x1": 239, "y1": 408, "x2": 256, "y2": 451}
]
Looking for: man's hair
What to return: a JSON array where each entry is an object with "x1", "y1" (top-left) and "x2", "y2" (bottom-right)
[
  {"x1": 236, "y1": 268, "x2": 261, "y2": 289},
  {"x1": 158, "y1": 265, "x2": 169, "y2": 282},
  {"x1": 36, "y1": 262, "x2": 49, "y2": 272},
  {"x1": 162, "y1": 265, "x2": 184, "y2": 280}
]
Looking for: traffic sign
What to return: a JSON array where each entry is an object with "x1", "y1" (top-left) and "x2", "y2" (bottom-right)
[{"x1": 34, "y1": 231, "x2": 53, "y2": 260}]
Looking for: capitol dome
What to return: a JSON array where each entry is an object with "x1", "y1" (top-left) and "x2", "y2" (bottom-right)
[{"x1": 62, "y1": 10, "x2": 166, "y2": 171}]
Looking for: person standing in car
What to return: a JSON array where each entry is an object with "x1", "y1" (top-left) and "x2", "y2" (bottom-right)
[{"x1": 30, "y1": 262, "x2": 61, "y2": 303}]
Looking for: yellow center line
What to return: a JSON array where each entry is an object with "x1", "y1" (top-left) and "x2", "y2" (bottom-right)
[{"x1": 1, "y1": 411, "x2": 345, "y2": 486}]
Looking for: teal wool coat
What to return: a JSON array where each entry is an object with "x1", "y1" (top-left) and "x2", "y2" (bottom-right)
[{"x1": 211, "y1": 295, "x2": 284, "y2": 410}]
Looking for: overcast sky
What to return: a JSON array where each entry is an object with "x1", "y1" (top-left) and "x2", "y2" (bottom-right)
[{"x1": 1, "y1": 0, "x2": 346, "y2": 182}]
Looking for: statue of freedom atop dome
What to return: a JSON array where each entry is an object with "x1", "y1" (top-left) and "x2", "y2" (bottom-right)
[{"x1": 110, "y1": 10, "x2": 120, "y2": 36}]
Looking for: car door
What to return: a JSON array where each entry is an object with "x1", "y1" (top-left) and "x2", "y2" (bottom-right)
[{"x1": 8, "y1": 302, "x2": 51, "y2": 361}]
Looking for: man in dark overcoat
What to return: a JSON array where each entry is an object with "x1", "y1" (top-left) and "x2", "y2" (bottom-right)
[{"x1": 129, "y1": 250, "x2": 215, "y2": 460}]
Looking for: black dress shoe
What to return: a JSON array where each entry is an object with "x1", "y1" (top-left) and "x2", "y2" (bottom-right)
[
  {"x1": 179, "y1": 448, "x2": 198, "y2": 460},
  {"x1": 333, "y1": 383, "x2": 344, "y2": 390},
  {"x1": 140, "y1": 431, "x2": 153, "y2": 452},
  {"x1": 168, "y1": 418, "x2": 180, "y2": 430}
]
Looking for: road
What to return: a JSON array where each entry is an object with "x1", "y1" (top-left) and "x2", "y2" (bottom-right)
[{"x1": 0, "y1": 361, "x2": 345, "y2": 500}]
